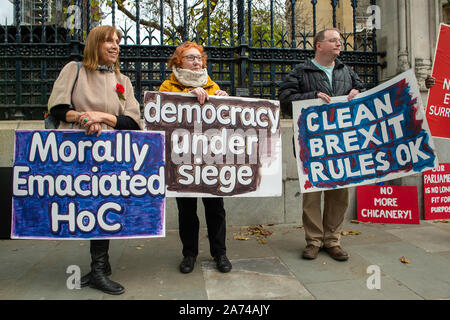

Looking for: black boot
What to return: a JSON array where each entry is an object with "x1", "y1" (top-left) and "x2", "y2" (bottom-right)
[
  {"x1": 80, "y1": 261, "x2": 112, "y2": 288},
  {"x1": 88, "y1": 240, "x2": 125, "y2": 295}
]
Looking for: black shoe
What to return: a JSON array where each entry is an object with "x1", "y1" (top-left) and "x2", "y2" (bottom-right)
[
  {"x1": 88, "y1": 240, "x2": 125, "y2": 295},
  {"x1": 214, "y1": 255, "x2": 232, "y2": 273},
  {"x1": 80, "y1": 262, "x2": 112, "y2": 288},
  {"x1": 89, "y1": 272, "x2": 125, "y2": 295},
  {"x1": 179, "y1": 256, "x2": 196, "y2": 274}
]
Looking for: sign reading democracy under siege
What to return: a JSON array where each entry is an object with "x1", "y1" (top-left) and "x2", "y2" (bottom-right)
[
  {"x1": 293, "y1": 69, "x2": 439, "y2": 193},
  {"x1": 143, "y1": 91, "x2": 282, "y2": 197},
  {"x1": 12, "y1": 130, "x2": 166, "y2": 239}
]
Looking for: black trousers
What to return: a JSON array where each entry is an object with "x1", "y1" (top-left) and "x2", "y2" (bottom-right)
[{"x1": 176, "y1": 197, "x2": 226, "y2": 258}]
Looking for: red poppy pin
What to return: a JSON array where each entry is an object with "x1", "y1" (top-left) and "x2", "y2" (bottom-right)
[{"x1": 116, "y1": 83, "x2": 126, "y2": 100}]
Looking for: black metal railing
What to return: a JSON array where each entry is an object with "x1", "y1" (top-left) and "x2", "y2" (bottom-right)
[{"x1": 0, "y1": 0, "x2": 380, "y2": 120}]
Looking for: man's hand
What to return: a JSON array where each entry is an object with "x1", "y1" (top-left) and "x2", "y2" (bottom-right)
[
  {"x1": 425, "y1": 75, "x2": 435, "y2": 89},
  {"x1": 347, "y1": 89, "x2": 360, "y2": 101},
  {"x1": 317, "y1": 92, "x2": 331, "y2": 104}
]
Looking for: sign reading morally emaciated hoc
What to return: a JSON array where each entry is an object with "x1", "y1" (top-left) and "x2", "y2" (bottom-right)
[{"x1": 12, "y1": 130, "x2": 166, "y2": 239}]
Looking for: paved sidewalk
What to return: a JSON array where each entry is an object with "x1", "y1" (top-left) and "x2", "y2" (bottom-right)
[{"x1": 0, "y1": 220, "x2": 449, "y2": 300}]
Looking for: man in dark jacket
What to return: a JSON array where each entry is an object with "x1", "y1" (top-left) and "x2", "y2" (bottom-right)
[{"x1": 278, "y1": 28, "x2": 365, "y2": 262}]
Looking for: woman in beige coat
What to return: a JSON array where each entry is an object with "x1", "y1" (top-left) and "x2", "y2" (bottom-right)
[{"x1": 47, "y1": 26, "x2": 141, "y2": 295}]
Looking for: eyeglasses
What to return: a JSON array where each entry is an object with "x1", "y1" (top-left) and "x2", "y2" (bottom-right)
[
  {"x1": 182, "y1": 55, "x2": 203, "y2": 62},
  {"x1": 320, "y1": 38, "x2": 343, "y2": 45}
]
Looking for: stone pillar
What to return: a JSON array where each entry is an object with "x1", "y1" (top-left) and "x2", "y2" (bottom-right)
[
  {"x1": 397, "y1": 0, "x2": 410, "y2": 73},
  {"x1": 409, "y1": 0, "x2": 432, "y2": 92}
]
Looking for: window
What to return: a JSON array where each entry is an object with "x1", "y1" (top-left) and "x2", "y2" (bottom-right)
[{"x1": 444, "y1": 4, "x2": 450, "y2": 24}]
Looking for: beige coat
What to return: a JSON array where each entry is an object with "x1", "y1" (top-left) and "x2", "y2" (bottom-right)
[{"x1": 48, "y1": 61, "x2": 142, "y2": 130}]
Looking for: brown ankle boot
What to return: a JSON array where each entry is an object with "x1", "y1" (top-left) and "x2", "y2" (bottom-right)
[
  {"x1": 302, "y1": 245, "x2": 320, "y2": 259},
  {"x1": 325, "y1": 246, "x2": 349, "y2": 261}
]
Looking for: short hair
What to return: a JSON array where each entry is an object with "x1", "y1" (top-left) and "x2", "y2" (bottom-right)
[
  {"x1": 168, "y1": 41, "x2": 208, "y2": 69},
  {"x1": 313, "y1": 28, "x2": 341, "y2": 52},
  {"x1": 83, "y1": 26, "x2": 122, "y2": 73}
]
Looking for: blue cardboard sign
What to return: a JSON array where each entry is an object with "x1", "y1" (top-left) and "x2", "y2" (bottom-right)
[{"x1": 12, "y1": 130, "x2": 165, "y2": 239}]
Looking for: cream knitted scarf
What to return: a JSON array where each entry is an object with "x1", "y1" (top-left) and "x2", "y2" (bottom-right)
[{"x1": 172, "y1": 67, "x2": 208, "y2": 88}]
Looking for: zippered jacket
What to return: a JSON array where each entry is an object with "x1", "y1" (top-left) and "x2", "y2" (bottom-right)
[{"x1": 278, "y1": 58, "x2": 366, "y2": 117}]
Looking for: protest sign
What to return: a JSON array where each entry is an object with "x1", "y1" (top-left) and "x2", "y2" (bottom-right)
[
  {"x1": 357, "y1": 185, "x2": 419, "y2": 224},
  {"x1": 144, "y1": 92, "x2": 282, "y2": 197},
  {"x1": 426, "y1": 23, "x2": 450, "y2": 139},
  {"x1": 293, "y1": 69, "x2": 438, "y2": 193},
  {"x1": 12, "y1": 130, "x2": 166, "y2": 239},
  {"x1": 423, "y1": 163, "x2": 450, "y2": 220}
]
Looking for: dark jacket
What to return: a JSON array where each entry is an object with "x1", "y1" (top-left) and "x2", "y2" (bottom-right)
[{"x1": 278, "y1": 58, "x2": 365, "y2": 117}]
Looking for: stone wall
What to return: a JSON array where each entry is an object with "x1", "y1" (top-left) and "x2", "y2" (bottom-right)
[{"x1": 2, "y1": 117, "x2": 445, "y2": 238}]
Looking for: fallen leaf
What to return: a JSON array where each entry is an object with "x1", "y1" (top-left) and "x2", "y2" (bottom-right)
[
  {"x1": 248, "y1": 225, "x2": 273, "y2": 237},
  {"x1": 295, "y1": 225, "x2": 304, "y2": 229},
  {"x1": 433, "y1": 220, "x2": 449, "y2": 223},
  {"x1": 351, "y1": 220, "x2": 371, "y2": 224},
  {"x1": 256, "y1": 236, "x2": 266, "y2": 244},
  {"x1": 233, "y1": 234, "x2": 249, "y2": 241},
  {"x1": 399, "y1": 256, "x2": 411, "y2": 264},
  {"x1": 341, "y1": 230, "x2": 361, "y2": 236}
]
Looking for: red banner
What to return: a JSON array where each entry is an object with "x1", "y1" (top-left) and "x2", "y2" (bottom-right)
[
  {"x1": 423, "y1": 163, "x2": 450, "y2": 220},
  {"x1": 426, "y1": 24, "x2": 450, "y2": 139},
  {"x1": 357, "y1": 185, "x2": 420, "y2": 224}
]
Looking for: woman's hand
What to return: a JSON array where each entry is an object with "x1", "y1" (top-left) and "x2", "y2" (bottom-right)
[
  {"x1": 86, "y1": 122, "x2": 102, "y2": 137},
  {"x1": 190, "y1": 87, "x2": 209, "y2": 104},
  {"x1": 78, "y1": 111, "x2": 117, "y2": 130},
  {"x1": 78, "y1": 111, "x2": 103, "y2": 128},
  {"x1": 214, "y1": 89, "x2": 228, "y2": 96}
]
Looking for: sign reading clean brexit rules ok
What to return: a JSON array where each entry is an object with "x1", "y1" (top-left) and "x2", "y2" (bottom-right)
[
  {"x1": 144, "y1": 92, "x2": 282, "y2": 197},
  {"x1": 12, "y1": 130, "x2": 165, "y2": 239},
  {"x1": 293, "y1": 69, "x2": 438, "y2": 193}
]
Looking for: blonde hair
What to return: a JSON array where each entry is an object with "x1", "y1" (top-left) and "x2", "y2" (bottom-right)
[{"x1": 83, "y1": 26, "x2": 122, "y2": 73}]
